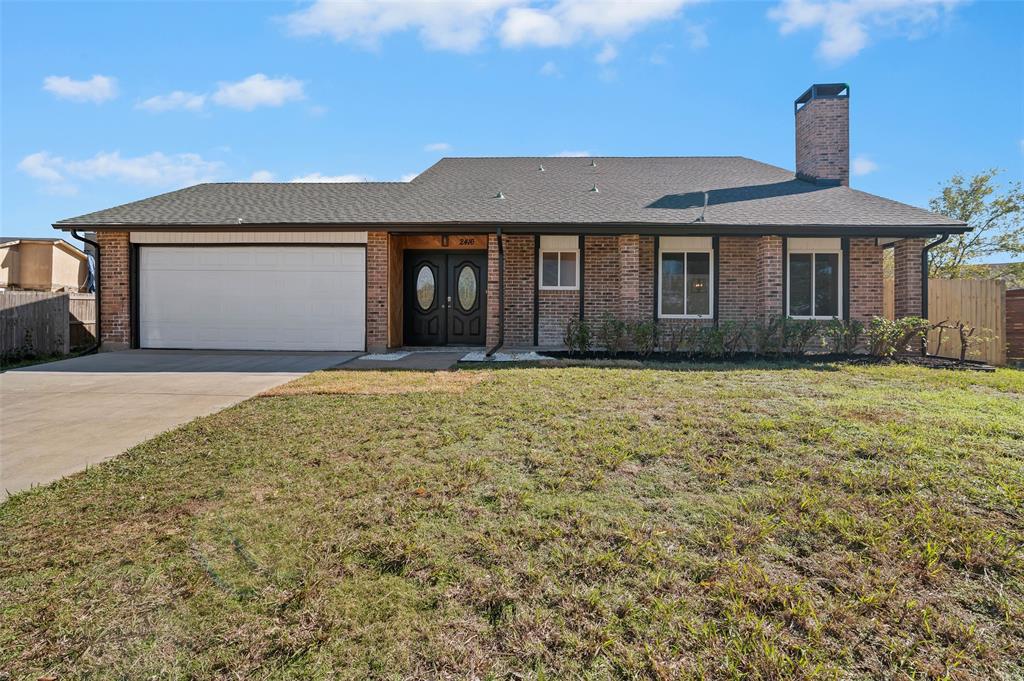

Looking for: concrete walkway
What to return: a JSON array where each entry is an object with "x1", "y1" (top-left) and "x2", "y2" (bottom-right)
[{"x1": 1, "y1": 350, "x2": 357, "y2": 498}]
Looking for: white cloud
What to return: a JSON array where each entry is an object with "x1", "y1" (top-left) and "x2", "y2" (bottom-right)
[
  {"x1": 308, "y1": 104, "x2": 329, "y2": 117},
  {"x1": 17, "y1": 150, "x2": 223, "y2": 193},
  {"x1": 539, "y1": 60, "x2": 561, "y2": 76},
  {"x1": 595, "y1": 43, "x2": 618, "y2": 64},
  {"x1": 42, "y1": 75, "x2": 118, "y2": 103},
  {"x1": 852, "y1": 154, "x2": 878, "y2": 176},
  {"x1": 686, "y1": 23, "x2": 709, "y2": 50},
  {"x1": 137, "y1": 90, "x2": 206, "y2": 112},
  {"x1": 18, "y1": 152, "x2": 66, "y2": 182},
  {"x1": 290, "y1": 172, "x2": 372, "y2": 183},
  {"x1": 424, "y1": 142, "x2": 452, "y2": 152},
  {"x1": 286, "y1": 0, "x2": 519, "y2": 52},
  {"x1": 553, "y1": 150, "x2": 591, "y2": 157},
  {"x1": 501, "y1": 1, "x2": 693, "y2": 48},
  {"x1": 400, "y1": 172, "x2": 419, "y2": 182},
  {"x1": 769, "y1": 0, "x2": 963, "y2": 62},
  {"x1": 284, "y1": 0, "x2": 695, "y2": 52},
  {"x1": 249, "y1": 170, "x2": 276, "y2": 182},
  {"x1": 212, "y1": 74, "x2": 305, "y2": 110}
]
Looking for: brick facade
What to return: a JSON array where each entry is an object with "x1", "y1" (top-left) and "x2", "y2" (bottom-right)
[
  {"x1": 719, "y1": 237, "x2": 759, "y2": 322},
  {"x1": 97, "y1": 230, "x2": 131, "y2": 348},
  {"x1": 99, "y1": 228, "x2": 890, "y2": 353},
  {"x1": 583, "y1": 236, "x2": 620, "y2": 321},
  {"x1": 366, "y1": 231, "x2": 389, "y2": 351},
  {"x1": 617, "y1": 234, "x2": 641, "y2": 320},
  {"x1": 502, "y1": 235, "x2": 535, "y2": 346},
  {"x1": 848, "y1": 237, "x2": 884, "y2": 322},
  {"x1": 796, "y1": 96, "x2": 849, "y2": 186},
  {"x1": 757, "y1": 236, "x2": 784, "y2": 320},
  {"x1": 538, "y1": 290, "x2": 579, "y2": 345},
  {"x1": 893, "y1": 238, "x2": 925, "y2": 318}
]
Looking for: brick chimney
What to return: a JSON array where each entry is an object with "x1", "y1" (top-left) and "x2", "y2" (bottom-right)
[{"x1": 794, "y1": 83, "x2": 849, "y2": 186}]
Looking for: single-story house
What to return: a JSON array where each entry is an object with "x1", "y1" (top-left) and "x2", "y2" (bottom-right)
[
  {"x1": 0, "y1": 237, "x2": 91, "y2": 293},
  {"x1": 53, "y1": 84, "x2": 968, "y2": 353}
]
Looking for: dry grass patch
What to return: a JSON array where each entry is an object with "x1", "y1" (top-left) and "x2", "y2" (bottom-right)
[
  {"x1": 2, "y1": 363, "x2": 1022, "y2": 679},
  {"x1": 261, "y1": 368, "x2": 491, "y2": 396}
]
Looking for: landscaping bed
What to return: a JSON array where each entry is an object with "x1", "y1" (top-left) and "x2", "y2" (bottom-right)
[
  {"x1": 542, "y1": 350, "x2": 998, "y2": 371},
  {"x1": 1, "y1": 364, "x2": 1022, "y2": 678}
]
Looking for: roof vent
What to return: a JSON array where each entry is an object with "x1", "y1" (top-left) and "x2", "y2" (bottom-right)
[
  {"x1": 538, "y1": 164, "x2": 545, "y2": 172},
  {"x1": 590, "y1": 184, "x2": 599, "y2": 193},
  {"x1": 589, "y1": 159, "x2": 597, "y2": 167},
  {"x1": 237, "y1": 217, "x2": 243, "y2": 224},
  {"x1": 495, "y1": 191, "x2": 506, "y2": 200}
]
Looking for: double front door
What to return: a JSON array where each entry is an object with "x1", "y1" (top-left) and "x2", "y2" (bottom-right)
[{"x1": 405, "y1": 251, "x2": 487, "y2": 346}]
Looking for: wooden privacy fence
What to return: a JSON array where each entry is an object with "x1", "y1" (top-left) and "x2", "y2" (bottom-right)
[
  {"x1": 883, "y1": 278, "x2": 1007, "y2": 365},
  {"x1": 1, "y1": 291, "x2": 69, "y2": 357},
  {"x1": 1007, "y1": 289, "x2": 1024, "y2": 362},
  {"x1": 0, "y1": 291, "x2": 96, "y2": 359},
  {"x1": 69, "y1": 292, "x2": 97, "y2": 348}
]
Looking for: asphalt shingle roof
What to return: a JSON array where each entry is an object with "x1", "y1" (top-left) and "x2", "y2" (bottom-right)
[{"x1": 54, "y1": 157, "x2": 965, "y2": 230}]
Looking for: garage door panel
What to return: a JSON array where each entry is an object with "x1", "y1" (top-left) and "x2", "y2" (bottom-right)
[{"x1": 139, "y1": 246, "x2": 365, "y2": 351}]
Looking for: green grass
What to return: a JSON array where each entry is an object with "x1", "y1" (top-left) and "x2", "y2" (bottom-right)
[{"x1": 2, "y1": 362, "x2": 1022, "y2": 679}]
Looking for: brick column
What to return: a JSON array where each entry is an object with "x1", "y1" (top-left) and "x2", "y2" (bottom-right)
[
  {"x1": 365, "y1": 231, "x2": 388, "y2": 351},
  {"x1": 848, "y1": 237, "x2": 883, "y2": 322},
  {"x1": 618, "y1": 234, "x2": 640, "y2": 320},
  {"x1": 486, "y1": 234, "x2": 500, "y2": 347},
  {"x1": 757, "y1": 236, "x2": 784, "y2": 321},
  {"x1": 97, "y1": 230, "x2": 130, "y2": 350},
  {"x1": 893, "y1": 238, "x2": 925, "y2": 318}
]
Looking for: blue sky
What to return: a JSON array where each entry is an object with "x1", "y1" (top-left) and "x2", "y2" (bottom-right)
[{"x1": 3, "y1": 0, "x2": 1022, "y2": 251}]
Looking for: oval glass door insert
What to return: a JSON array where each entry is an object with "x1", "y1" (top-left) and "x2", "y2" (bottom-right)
[
  {"x1": 416, "y1": 265, "x2": 435, "y2": 311},
  {"x1": 457, "y1": 265, "x2": 477, "y2": 310}
]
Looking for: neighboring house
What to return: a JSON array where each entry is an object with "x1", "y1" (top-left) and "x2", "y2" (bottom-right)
[
  {"x1": 0, "y1": 237, "x2": 90, "y2": 292},
  {"x1": 53, "y1": 84, "x2": 968, "y2": 352}
]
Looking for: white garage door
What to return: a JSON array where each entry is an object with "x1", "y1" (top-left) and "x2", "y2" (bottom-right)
[{"x1": 139, "y1": 246, "x2": 365, "y2": 351}]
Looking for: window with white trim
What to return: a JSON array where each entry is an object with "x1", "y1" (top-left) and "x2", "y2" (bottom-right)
[
  {"x1": 787, "y1": 238, "x2": 842, "y2": 319},
  {"x1": 659, "y1": 236, "x2": 713, "y2": 318},
  {"x1": 539, "y1": 235, "x2": 579, "y2": 290}
]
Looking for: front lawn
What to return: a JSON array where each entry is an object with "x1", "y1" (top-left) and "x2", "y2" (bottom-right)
[{"x1": 2, "y1": 363, "x2": 1022, "y2": 678}]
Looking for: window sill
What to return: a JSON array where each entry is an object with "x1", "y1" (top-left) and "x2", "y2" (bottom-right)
[
  {"x1": 658, "y1": 314, "x2": 713, "y2": 320},
  {"x1": 787, "y1": 315, "x2": 841, "y2": 321},
  {"x1": 538, "y1": 286, "x2": 579, "y2": 291}
]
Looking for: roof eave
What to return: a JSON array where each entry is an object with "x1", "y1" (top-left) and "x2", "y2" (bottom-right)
[{"x1": 53, "y1": 220, "x2": 970, "y2": 237}]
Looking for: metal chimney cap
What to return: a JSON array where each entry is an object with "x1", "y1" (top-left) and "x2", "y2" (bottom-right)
[
  {"x1": 495, "y1": 191, "x2": 506, "y2": 199},
  {"x1": 589, "y1": 184, "x2": 599, "y2": 193}
]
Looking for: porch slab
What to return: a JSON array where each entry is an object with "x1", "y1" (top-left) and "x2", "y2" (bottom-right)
[{"x1": 346, "y1": 351, "x2": 466, "y2": 371}]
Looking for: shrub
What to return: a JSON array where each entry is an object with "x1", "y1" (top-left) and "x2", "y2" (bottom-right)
[
  {"x1": 596, "y1": 314, "x2": 629, "y2": 355},
  {"x1": 719, "y1": 321, "x2": 750, "y2": 358},
  {"x1": 753, "y1": 317, "x2": 821, "y2": 358},
  {"x1": 563, "y1": 318, "x2": 592, "y2": 355},
  {"x1": 821, "y1": 319, "x2": 864, "y2": 355},
  {"x1": 752, "y1": 317, "x2": 785, "y2": 358},
  {"x1": 866, "y1": 316, "x2": 929, "y2": 357},
  {"x1": 631, "y1": 320, "x2": 659, "y2": 357},
  {"x1": 698, "y1": 325, "x2": 726, "y2": 360},
  {"x1": 782, "y1": 319, "x2": 820, "y2": 357}
]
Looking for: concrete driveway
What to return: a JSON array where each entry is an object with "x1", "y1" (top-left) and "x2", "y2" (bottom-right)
[{"x1": 1, "y1": 350, "x2": 358, "y2": 498}]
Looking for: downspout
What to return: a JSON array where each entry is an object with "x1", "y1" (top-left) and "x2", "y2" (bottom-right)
[
  {"x1": 920, "y1": 233, "x2": 950, "y2": 355},
  {"x1": 486, "y1": 227, "x2": 505, "y2": 357},
  {"x1": 71, "y1": 230, "x2": 101, "y2": 354}
]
